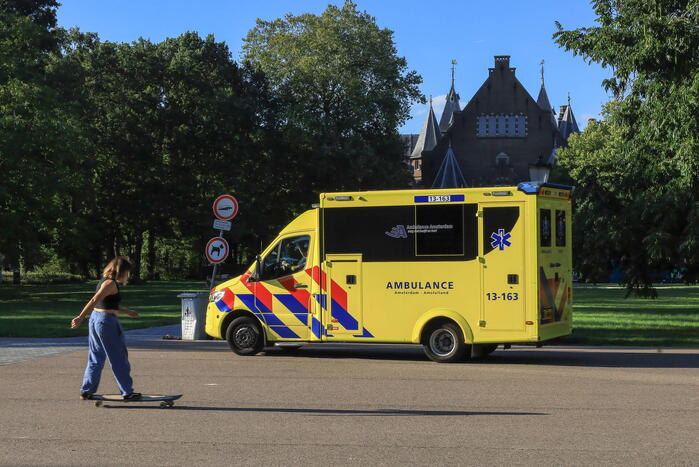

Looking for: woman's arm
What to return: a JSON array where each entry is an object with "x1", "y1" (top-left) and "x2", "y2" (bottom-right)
[
  {"x1": 70, "y1": 280, "x2": 118, "y2": 328},
  {"x1": 116, "y1": 308, "x2": 139, "y2": 318}
]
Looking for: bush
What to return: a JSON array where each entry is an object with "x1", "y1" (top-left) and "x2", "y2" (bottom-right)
[
  {"x1": 22, "y1": 260, "x2": 84, "y2": 284},
  {"x1": 20, "y1": 271, "x2": 83, "y2": 284}
]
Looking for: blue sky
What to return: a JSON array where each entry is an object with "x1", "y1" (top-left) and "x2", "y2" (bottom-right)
[{"x1": 57, "y1": 0, "x2": 611, "y2": 134}]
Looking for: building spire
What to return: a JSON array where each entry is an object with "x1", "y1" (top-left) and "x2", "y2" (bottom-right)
[
  {"x1": 410, "y1": 97, "x2": 441, "y2": 160},
  {"x1": 432, "y1": 142, "x2": 466, "y2": 189},
  {"x1": 450, "y1": 59, "x2": 457, "y2": 88},
  {"x1": 439, "y1": 62, "x2": 461, "y2": 133},
  {"x1": 558, "y1": 95, "x2": 580, "y2": 142},
  {"x1": 540, "y1": 59, "x2": 545, "y2": 86}
]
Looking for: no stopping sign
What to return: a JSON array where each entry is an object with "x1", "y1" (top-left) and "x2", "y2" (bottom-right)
[{"x1": 213, "y1": 195, "x2": 238, "y2": 221}]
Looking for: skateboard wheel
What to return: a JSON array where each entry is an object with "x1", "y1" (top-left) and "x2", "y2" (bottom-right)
[
  {"x1": 159, "y1": 401, "x2": 168, "y2": 408},
  {"x1": 94, "y1": 401, "x2": 102, "y2": 407}
]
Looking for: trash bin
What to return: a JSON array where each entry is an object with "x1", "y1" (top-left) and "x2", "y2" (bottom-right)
[{"x1": 177, "y1": 292, "x2": 209, "y2": 340}]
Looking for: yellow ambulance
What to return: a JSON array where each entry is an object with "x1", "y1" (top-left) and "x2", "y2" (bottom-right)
[{"x1": 205, "y1": 182, "x2": 573, "y2": 362}]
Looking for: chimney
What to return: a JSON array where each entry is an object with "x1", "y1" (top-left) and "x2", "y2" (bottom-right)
[
  {"x1": 494, "y1": 55, "x2": 510, "y2": 68},
  {"x1": 558, "y1": 105, "x2": 568, "y2": 121}
]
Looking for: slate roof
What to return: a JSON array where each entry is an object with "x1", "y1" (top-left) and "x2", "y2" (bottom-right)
[
  {"x1": 557, "y1": 104, "x2": 580, "y2": 141},
  {"x1": 410, "y1": 100, "x2": 441, "y2": 160},
  {"x1": 536, "y1": 84, "x2": 558, "y2": 128},
  {"x1": 432, "y1": 143, "x2": 466, "y2": 188},
  {"x1": 439, "y1": 81, "x2": 461, "y2": 133}
]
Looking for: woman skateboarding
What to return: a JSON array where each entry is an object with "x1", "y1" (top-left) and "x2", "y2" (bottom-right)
[{"x1": 71, "y1": 256, "x2": 141, "y2": 401}]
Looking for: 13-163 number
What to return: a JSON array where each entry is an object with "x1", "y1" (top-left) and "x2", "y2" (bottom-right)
[{"x1": 485, "y1": 292, "x2": 519, "y2": 301}]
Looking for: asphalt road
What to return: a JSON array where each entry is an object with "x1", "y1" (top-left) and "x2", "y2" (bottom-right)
[{"x1": 0, "y1": 339, "x2": 697, "y2": 466}]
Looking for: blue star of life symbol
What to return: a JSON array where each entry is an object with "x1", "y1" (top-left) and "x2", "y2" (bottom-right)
[{"x1": 490, "y1": 229, "x2": 512, "y2": 251}]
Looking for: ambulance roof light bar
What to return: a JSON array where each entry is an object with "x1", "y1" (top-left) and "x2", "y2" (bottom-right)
[{"x1": 517, "y1": 181, "x2": 573, "y2": 195}]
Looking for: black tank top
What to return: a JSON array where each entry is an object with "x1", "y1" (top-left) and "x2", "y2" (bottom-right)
[{"x1": 94, "y1": 278, "x2": 121, "y2": 310}]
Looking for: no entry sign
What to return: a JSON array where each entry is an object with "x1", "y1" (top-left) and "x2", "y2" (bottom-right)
[
  {"x1": 205, "y1": 237, "x2": 229, "y2": 264},
  {"x1": 213, "y1": 194, "x2": 238, "y2": 221}
]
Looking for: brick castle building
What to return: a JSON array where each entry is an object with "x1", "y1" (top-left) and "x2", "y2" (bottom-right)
[{"x1": 403, "y1": 55, "x2": 579, "y2": 187}]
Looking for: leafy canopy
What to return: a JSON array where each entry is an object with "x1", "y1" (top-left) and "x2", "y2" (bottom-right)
[
  {"x1": 242, "y1": 1, "x2": 421, "y2": 194},
  {"x1": 554, "y1": 0, "x2": 698, "y2": 296}
]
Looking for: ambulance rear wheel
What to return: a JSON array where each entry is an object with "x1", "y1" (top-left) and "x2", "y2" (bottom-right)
[
  {"x1": 423, "y1": 322, "x2": 466, "y2": 363},
  {"x1": 226, "y1": 316, "x2": 264, "y2": 356}
]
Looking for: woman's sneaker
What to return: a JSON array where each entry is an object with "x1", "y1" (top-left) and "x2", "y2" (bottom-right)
[
  {"x1": 80, "y1": 392, "x2": 93, "y2": 400},
  {"x1": 123, "y1": 392, "x2": 142, "y2": 401}
]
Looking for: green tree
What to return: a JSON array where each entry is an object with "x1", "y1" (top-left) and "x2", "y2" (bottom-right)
[
  {"x1": 0, "y1": 0, "x2": 83, "y2": 273},
  {"x1": 60, "y1": 31, "x2": 289, "y2": 279},
  {"x1": 242, "y1": 0, "x2": 422, "y2": 199},
  {"x1": 554, "y1": 0, "x2": 698, "y2": 295}
]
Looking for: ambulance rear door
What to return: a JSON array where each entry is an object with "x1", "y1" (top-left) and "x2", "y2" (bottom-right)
[{"x1": 537, "y1": 193, "x2": 573, "y2": 329}]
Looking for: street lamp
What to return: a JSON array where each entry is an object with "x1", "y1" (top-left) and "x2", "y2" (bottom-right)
[{"x1": 528, "y1": 157, "x2": 551, "y2": 183}]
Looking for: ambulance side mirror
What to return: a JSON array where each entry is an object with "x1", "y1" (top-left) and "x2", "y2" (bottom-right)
[{"x1": 251, "y1": 255, "x2": 262, "y2": 282}]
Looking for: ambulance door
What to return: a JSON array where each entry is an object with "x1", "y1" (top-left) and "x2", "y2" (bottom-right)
[
  {"x1": 256, "y1": 234, "x2": 312, "y2": 340},
  {"x1": 479, "y1": 203, "x2": 526, "y2": 332},
  {"x1": 324, "y1": 254, "x2": 363, "y2": 338}
]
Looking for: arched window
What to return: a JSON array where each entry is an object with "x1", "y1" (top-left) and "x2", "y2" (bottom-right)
[{"x1": 495, "y1": 152, "x2": 509, "y2": 167}]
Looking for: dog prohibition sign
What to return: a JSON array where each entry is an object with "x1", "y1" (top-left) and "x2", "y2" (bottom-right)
[{"x1": 205, "y1": 237, "x2": 229, "y2": 264}]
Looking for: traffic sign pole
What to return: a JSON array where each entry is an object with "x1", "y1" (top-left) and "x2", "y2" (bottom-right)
[
  {"x1": 209, "y1": 229, "x2": 223, "y2": 290},
  {"x1": 208, "y1": 194, "x2": 238, "y2": 290}
]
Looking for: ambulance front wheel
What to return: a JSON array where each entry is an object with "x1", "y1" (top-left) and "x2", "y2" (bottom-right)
[
  {"x1": 423, "y1": 322, "x2": 467, "y2": 363},
  {"x1": 226, "y1": 316, "x2": 264, "y2": 356}
]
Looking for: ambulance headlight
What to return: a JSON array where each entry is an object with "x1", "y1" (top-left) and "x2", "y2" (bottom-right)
[{"x1": 209, "y1": 291, "x2": 225, "y2": 303}]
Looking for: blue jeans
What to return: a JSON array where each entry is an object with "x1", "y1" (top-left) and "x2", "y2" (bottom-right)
[{"x1": 80, "y1": 312, "x2": 134, "y2": 396}]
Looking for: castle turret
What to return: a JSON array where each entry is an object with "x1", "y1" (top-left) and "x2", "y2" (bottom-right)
[
  {"x1": 557, "y1": 94, "x2": 580, "y2": 142},
  {"x1": 410, "y1": 97, "x2": 441, "y2": 160},
  {"x1": 439, "y1": 60, "x2": 461, "y2": 133}
]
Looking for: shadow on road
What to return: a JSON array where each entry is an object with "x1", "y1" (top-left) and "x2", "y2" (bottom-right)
[
  {"x1": 96, "y1": 405, "x2": 547, "y2": 417},
  {"x1": 260, "y1": 345, "x2": 699, "y2": 369}
]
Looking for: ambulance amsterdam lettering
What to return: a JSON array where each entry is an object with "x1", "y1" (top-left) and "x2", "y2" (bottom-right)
[
  {"x1": 213, "y1": 267, "x2": 373, "y2": 339},
  {"x1": 538, "y1": 267, "x2": 570, "y2": 324}
]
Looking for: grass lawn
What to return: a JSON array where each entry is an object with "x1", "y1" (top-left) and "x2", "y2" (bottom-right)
[
  {"x1": 566, "y1": 286, "x2": 699, "y2": 347},
  {"x1": 1, "y1": 282, "x2": 698, "y2": 346},
  {"x1": 0, "y1": 280, "x2": 207, "y2": 338}
]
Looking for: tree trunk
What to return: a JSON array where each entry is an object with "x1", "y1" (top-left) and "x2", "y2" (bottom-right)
[
  {"x1": 130, "y1": 232, "x2": 144, "y2": 281},
  {"x1": 146, "y1": 230, "x2": 156, "y2": 280}
]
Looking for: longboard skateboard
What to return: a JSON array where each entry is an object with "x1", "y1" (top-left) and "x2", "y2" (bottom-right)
[{"x1": 88, "y1": 394, "x2": 182, "y2": 408}]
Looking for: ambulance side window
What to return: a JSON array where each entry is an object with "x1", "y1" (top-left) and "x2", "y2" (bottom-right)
[
  {"x1": 261, "y1": 235, "x2": 310, "y2": 280},
  {"x1": 415, "y1": 204, "x2": 464, "y2": 256},
  {"x1": 540, "y1": 209, "x2": 552, "y2": 247},
  {"x1": 555, "y1": 210, "x2": 566, "y2": 247}
]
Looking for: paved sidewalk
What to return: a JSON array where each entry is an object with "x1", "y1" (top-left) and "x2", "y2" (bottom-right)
[{"x1": 0, "y1": 324, "x2": 181, "y2": 366}]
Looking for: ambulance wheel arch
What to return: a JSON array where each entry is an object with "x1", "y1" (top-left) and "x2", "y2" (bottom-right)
[
  {"x1": 223, "y1": 310, "x2": 267, "y2": 355},
  {"x1": 412, "y1": 309, "x2": 474, "y2": 363},
  {"x1": 412, "y1": 309, "x2": 474, "y2": 344}
]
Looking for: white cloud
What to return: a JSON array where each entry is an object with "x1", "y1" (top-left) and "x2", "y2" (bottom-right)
[{"x1": 414, "y1": 94, "x2": 447, "y2": 117}]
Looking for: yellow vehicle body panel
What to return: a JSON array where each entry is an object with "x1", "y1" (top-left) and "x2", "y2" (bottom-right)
[{"x1": 206, "y1": 185, "x2": 573, "y2": 347}]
